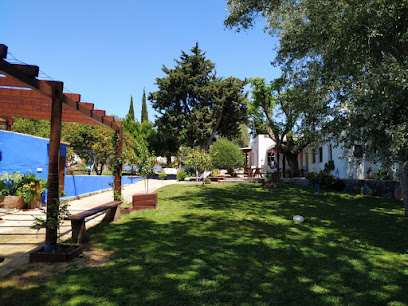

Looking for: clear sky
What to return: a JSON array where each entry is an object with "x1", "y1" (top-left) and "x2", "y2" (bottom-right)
[{"x1": 0, "y1": 0, "x2": 280, "y2": 121}]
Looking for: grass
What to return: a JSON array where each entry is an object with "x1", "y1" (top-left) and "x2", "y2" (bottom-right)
[{"x1": 1, "y1": 183, "x2": 408, "y2": 305}]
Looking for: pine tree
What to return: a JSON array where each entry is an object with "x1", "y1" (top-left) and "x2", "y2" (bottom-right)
[
  {"x1": 141, "y1": 88, "x2": 149, "y2": 123},
  {"x1": 150, "y1": 43, "x2": 248, "y2": 151},
  {"x1": 127, "y1": 95, "x2": 135, "y2": 122}
]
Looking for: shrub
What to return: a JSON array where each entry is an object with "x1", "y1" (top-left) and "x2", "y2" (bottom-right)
[
  {"x1": 306, "y1": 172, "x2": 319, "y2": 183},
  {"x1": 374, "y1": 169, "x2": 392, "y2": 181},
  {"x1": 211, "y1": 169, "x2": 221, "y2": 177},
  {"x1": 176, "y1": 169, "x2": 188, "y2": 181},
  {"x1": 209, "y1": 138, "x2": 244, "y2": 176},
  {"x1": 306, "y1": 171, "x2": 344, "y2": 191},
  {"x1": 323, "y1": 160, "x2": 335, "y2": 174}
]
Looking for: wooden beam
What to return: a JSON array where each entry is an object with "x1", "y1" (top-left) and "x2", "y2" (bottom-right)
[
  {"x1": 46, "y1": 81, "x2": 63, "y2": 246},
  {"x1": 0, "y1": 58, "x2": 54, "y2": 98},
  {"x1": 0, "y1": 55, "x2": 119, "y2": 131},
  {"x1": 13, "y1": 64, "x2": 39, "y2": 77},
  {"x1": 114, "y1": 122, "x2": 123, "y2": 199},
  {"x1": 0, "y1": 76, "x2": 31, "y2": 88},
  {"x1": 0, "y1": 45, "x2": 7, "y2": 59}
]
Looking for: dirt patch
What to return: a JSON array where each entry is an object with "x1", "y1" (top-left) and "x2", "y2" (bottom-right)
[{"x1": 0, "y1": 248, "x2": 114, "y2": 288}]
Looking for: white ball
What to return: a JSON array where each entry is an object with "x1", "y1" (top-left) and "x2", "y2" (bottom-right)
[{"x1": 293, "y1": 215, "x2": 304, "y2": 223}]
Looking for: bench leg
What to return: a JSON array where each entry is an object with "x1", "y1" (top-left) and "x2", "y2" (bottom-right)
[
  {"x1": 71, "y1": 219, "x2": 88, "y2": 244},
  {"x1": 103, "y1": 206, "x2": 121, "y2": 222}
]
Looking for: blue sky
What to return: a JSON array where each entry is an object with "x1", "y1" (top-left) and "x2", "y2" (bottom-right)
[{"x1": 0, "y1": 0, "x2": 280, "y2": 121}]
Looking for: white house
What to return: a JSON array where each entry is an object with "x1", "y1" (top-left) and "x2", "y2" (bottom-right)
[{"x1": 246, "y1": 134, "x2": 385, "y2": 179}]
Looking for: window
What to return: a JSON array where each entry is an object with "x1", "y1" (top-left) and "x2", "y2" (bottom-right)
[
  {"x1": 329, "y1": 144, "x2": 333, "y2": 161},
  {"x1": 354, "y1": 145, "x2": 363, "y2": 158},
  {"x1": 319, "y1": 147, "x2": 323, "y2": 163},
  {"x1": 267, "y1": 152, "x2": 275, "y2": 168},
  {"x1": 312, "y1": 149, "x2": 316, "y2": 164}
]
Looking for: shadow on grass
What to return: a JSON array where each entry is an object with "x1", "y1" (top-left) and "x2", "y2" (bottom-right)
[{"x1": 1, "y1": 183, "x2": 407, "y2": 305}]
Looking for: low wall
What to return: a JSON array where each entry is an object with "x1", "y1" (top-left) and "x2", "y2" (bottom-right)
[
  {"x1": 343, "y1": 179, "x2": 402, "y2": 200},
  {"x1": 283, "y1": 178, "x2": 403, "y2": 201},
  {"x1": 63, "y1": 175, "x2": 141, "y2": 198}
]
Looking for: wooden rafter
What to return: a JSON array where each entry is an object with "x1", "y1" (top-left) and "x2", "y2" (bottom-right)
[{"x1": 0, "y1": 46, "x2": 119, "y2": 131}]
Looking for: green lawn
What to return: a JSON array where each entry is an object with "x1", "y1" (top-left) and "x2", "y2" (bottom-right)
[{"x1": 1, "y1": 183, "x2": 408, "y2": 305}]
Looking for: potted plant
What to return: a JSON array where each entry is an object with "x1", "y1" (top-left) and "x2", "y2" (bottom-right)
[
  {"x1": 0, "y1": 172, "x2": 46, "y2": 209},
  {"x1": 30, "y1": 195, "x2": 83, "y2": 262},
  {"x1": 204, "y1": 178, "x2": 211, "y2": 184},
  {"x1": 158, "y1": 171, "x2": 167, "y2": 187},
  {"x1": 285, "y1": 169, "x2": 291, "y2": 178}
]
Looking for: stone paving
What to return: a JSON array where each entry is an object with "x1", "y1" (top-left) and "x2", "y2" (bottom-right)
[{"x1": 0, "y1": 177, "x2": 184, "y2": 278}]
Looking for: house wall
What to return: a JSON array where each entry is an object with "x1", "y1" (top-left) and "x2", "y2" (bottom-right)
[
  {"x1": 300, "y1": 143, "x2": 382, "y2": 179},
  {"x1": 0, "y1": 130, "x2": 67, "y2": 181},
  {"x1": 250, "y1": 134, "x2": 386, "y2": 179},
  {"x1": 249, "y1": 135, "x2": 275, "y2": 168}
]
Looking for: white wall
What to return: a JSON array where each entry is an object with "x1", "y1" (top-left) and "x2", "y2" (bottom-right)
[
  {"x1": 250, "y1": 135, "x2": 388, "y2": 179},
  {"x1": 249, "y1": 135, "x2": 275, "y2": 168},
  {"x1": 300, "y1": 143, "x2": 382, "y2": 179}
]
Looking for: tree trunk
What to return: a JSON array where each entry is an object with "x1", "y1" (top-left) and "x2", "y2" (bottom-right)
[
  {"x1": 95, "y1": 165, "x2": 103, "y2": 175},
  {"x1": 400, "y1": 163, "x2": 408, "y2": 217},
  {"x1": 166, "y1": 155, "x2": 172, "y2": 167},
  {"x1": 283, "y1": 152, "x2": 300, "y2": 177}
]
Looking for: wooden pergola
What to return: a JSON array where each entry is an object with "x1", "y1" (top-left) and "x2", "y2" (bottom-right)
[{"x1": 0, "y1": 44, "x2": 123, "y2": 246}]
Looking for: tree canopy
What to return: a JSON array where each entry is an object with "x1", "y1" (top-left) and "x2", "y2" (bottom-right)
[
  {"x1": 149, "y1": 43, "x2": 248, "y2": 152},
  {"x1": 249, "y1": 77, "x2": 324, "y2": 176},
  {"x1": 225, "y1": 0, "x2": 408, "y2": 214}
]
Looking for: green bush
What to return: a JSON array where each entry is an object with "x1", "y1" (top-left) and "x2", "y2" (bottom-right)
[
  {"x1": 374, "y1": 169, "x2": 392, "y2": 181},
  {"x1": 209, "y1": 138, "x2": 244, "y2": 176},
  {"x1": 306, "y1": 172, "x2": 319, "y2": 183},
  {"x1": 176, "y1": 169, "x2": 188, "y2": 181},
  {"x1": 211, "y1": 169, "x2": 221, "y2": 177},
  {"x1": 306, "y1": 171, "x2": 344, "y2": 191}
]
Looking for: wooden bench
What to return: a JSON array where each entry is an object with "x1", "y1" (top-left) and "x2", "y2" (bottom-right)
[
  {"x1": 68, "y1": 200, "x2": 122, "y2": 243},
  {"x1": 132, "y1": 193, "x2": 157, "y2": 211}
]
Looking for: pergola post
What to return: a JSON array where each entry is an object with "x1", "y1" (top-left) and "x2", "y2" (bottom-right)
[
  {"x1": 114, "y1": 122, "x2": 123, "y2": 199},
  {"x1": 45, "y1": 81, "x2": 64, "y2": 246}
]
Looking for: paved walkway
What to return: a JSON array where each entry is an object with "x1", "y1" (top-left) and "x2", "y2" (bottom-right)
[{"x1": 0, "y1": 178, "x2": 183, "y2": 278}]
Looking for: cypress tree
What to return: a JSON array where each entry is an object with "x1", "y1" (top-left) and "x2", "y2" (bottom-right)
[
  {"x1": 127, "y1": 95, "x2": 135, "y2": 121},
  {"x1": 141, "y1": 88, "x2": 149, "y2": 122}
]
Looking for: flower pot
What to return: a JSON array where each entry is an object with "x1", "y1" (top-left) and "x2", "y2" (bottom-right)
[{"x1": 1, "y1": 195, "x2": 24, "y2": 209}]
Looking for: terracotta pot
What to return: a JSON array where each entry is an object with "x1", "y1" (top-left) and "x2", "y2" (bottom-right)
[{"x1": 1, "y1": 195, "x2": 24, "y2": 209}]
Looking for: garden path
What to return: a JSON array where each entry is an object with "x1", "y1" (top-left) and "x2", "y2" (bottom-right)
[{"x1": 0, "y1": 177, "x2": 185, "y2": 278}]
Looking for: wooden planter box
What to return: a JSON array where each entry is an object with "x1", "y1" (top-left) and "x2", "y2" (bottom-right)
[
  {"x1": 120, "y1": 207, "x2": 134, "y2": 215},
  {"x1": 27, "y1": 185, "x2": 43, "y2": 209},
  {"x1": 209, "y1": 177, "x2": 225, "y2": 182},
  {"x1": 132, "y1": 193, "x2": 158, "y2": 211},
  {"x1": 29, "y1": 244, "x2": 83, "y2": 263}
]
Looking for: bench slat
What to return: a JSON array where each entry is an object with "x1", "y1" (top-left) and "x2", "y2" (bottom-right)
[{"x1": 68, "y1": 201, "x2": 122, "y2": 221}]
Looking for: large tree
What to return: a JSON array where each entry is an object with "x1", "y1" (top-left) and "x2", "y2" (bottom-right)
[
  {"x1": 225, "y1": 0, "x2": 408, "y2": 215},
  {"x1": 250, "y1": 77, "x2": 324, "y2": 176},
  {"x1": 149, "y1": 43, "x2": 248, "y2": 152}
]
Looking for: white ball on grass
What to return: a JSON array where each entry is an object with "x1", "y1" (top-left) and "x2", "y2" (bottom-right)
[{"x1": 293, "y1": 215, "x2": 304, "y2": 223}]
